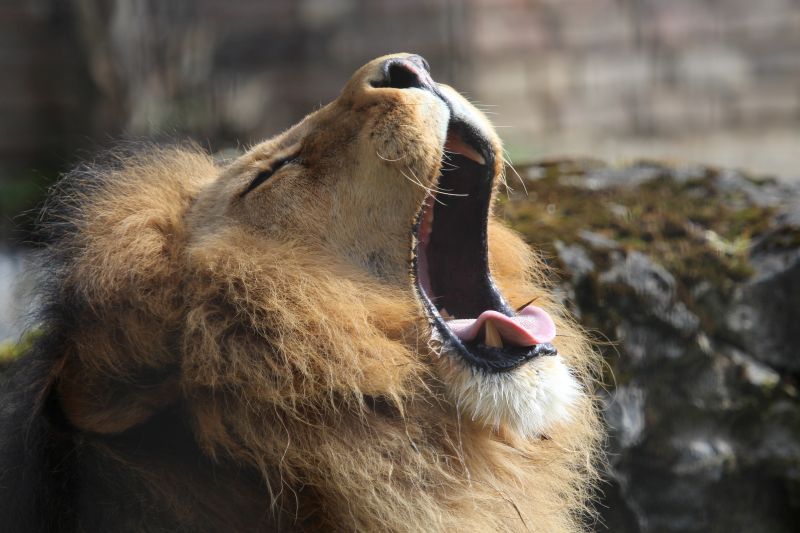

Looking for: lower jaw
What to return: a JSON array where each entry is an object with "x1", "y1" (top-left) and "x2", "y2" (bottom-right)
[
  {"x1": 411, "y1": 147, "x2": 557, "y2": 374},
  {"x1": 425, "y1": 315, "x2": 557, "y2": 373},
  {"x1": 413, "y1": 262, "x2": 558, "y2": 374},
  {"x1": 433, "y1": 345, "x2": 580, "y2": 438}
]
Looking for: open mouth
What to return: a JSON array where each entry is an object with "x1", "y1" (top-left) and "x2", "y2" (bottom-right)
[{"x1": 412, "y1": 119, "x2": 557, "y2": 373}]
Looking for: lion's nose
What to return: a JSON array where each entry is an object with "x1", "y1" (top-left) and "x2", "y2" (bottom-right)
[{"x1": 372, "y1": 55, "x2": 433, "y2": 90}]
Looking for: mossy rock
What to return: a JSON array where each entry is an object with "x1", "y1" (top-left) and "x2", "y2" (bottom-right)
[{"x1": 500, "y1": 158, "x2": 800, "y2": 532}]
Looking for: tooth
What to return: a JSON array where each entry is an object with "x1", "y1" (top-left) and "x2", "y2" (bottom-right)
[
  {"x1": 440, "y1": 307, "x2": 453, "y2": 320},
  {"x1": 484, "y1": 320, "x2": 503, "y2": 348}
]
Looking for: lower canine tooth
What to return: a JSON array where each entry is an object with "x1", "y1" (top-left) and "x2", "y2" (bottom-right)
[{"x1": 484, "y1": 320, "x2": 503, "y2": 348}]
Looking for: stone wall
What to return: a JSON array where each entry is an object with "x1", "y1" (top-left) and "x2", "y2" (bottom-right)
[
  {"x1": 468, "y1": 0, "x2": 800, "y2": 172},
  {"x1": 471, "y1": 0, "x2": 800, "y2": 137},
  {"x1": 1, "y1": 0, "x2": 798, "y2": 188}
]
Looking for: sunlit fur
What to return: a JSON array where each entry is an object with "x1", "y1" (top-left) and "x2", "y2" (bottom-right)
[
  {"x1": 434, "y1": 339, "x2": 581, "y2": 438},
  {"x1": 35, "y1": 54, "x2": 603, "y2": 531}
]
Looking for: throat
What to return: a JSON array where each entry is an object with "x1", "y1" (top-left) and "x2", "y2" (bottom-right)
[{"x1": 423, "y1": 154, "x2": 505, "y2": 319}]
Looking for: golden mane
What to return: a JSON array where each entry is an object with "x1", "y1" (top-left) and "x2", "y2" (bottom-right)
[{"x1": 5, "y1": 55, "x2": 603, "y2": 532}]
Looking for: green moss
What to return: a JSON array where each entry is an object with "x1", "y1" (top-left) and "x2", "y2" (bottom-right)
[
  {"x1": 0, "y1": 329, "x2": 41, "y2": 367},
  {"x1": 499, "y1": 160, "x2": 775, "y2": 333}
]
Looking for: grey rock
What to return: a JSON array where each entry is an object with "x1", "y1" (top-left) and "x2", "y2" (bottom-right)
[
  {"x1": 553, "y1": 240, "x2": 594, "y2": 281},
  {"x1": 601, "y1": 251, "x2": 675, "y2": 304},
  {"x1": 511, "y1": 160, "x2": 800, "y2": 532},
  {"x1": 672, "y1": 165, "x2": 710, "y2": 184},
  {"x1": 583, "y1": 164, "x2": 664, "y2": 190},
  {"x1": 731, "y1": 253, "x2": 800, "y2": 370},
  {"x1": 716, "y1": 169, "x2": 797, "y2": 208},
  {"x1": 616, "y1": 321, "x2": 687, "y2": 363},
  {"x1": 578, "y1": 229, "x2": 619, "y2": 251},
  {"x1": 727, "y1": 348, "x2": 780, "y2": 389},
  {"x1": 604, "y1": 385, "x2": 646, "y2": 450},
  {"x1": 670, "y1": 436, "x2": 735, "y2": 481},
  {"x1": 600, "y1": 251, "x2": 700, "y2": 335}
]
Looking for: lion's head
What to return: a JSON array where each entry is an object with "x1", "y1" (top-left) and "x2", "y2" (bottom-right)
[{"x1": 40, "y1": 54, "x2": 601, "y2": 531}]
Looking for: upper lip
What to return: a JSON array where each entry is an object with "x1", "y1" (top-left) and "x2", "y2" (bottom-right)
[{"x1": 411, "y1": 104, "x2": 557, "y2": 373}]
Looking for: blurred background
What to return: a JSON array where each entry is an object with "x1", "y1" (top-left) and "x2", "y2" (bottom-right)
[
  {"x1": 2, "y1": 0, "x2": 800, "y2": 243},
  {"x1": 1, "y1": 1, "x2": 799, "y2": 531}
]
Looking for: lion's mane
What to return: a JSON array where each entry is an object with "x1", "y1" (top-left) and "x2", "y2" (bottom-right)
[{"x1": 0, "y1": 144, "x2": 602, "y2": 532}]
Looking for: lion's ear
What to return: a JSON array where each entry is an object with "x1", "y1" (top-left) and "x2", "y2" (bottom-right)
[{"x1": 40, "y1": 146, "x2": 216, "y2": 433}]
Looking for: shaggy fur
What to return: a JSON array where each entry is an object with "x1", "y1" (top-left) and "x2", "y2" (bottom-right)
[{"x1": 0, "y1": 54, "x2": 602, "y2": 532}]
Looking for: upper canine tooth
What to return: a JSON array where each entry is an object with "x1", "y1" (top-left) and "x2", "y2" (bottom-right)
[{"x1": 484, "y1": 320, "x2": 503, "y2": 348}]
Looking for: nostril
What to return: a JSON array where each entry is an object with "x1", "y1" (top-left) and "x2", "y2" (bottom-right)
[
  {"x1": 387, "y1": 62, "x2": 423, "y2": 89},
  {"x1": 372, "y1": 57, "x2": 430, "y2": 90}
]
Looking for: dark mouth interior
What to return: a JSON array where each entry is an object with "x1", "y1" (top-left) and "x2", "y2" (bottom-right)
[
  {"x1": 413, "y1": 122, "x2": 556, "y2": 373},
  {"x1": 426, "y1": 153, "x2": 508, "y2": 319}
]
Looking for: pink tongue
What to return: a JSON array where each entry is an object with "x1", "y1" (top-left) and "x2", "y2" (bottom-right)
[{"x1": 446, "y1": 305, "x2": 556, "y2": 346}]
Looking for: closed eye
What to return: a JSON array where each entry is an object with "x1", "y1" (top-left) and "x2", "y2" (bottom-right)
[{"x1": 240, "y1": 154, "x2": 298, "y2": 197}]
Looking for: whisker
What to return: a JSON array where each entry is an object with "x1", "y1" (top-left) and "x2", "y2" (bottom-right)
[
  {"x1": 373, "y1": 146, "x2": 465, "y2": 197},
  {"x1": 406, "y1": 166, "x2": 468, "y2": 198},
  {"x1": 440, "y1": 156, "x2": 460, "y2": 170},
  {"x1": 408, "y1": 167, "x2": 467, "y2": 197},
  {"x1": 503, "y1": 151, "x2": 528, "y2": 197},
  {"x1": 496, "y1": 163, "x2": 513, "y2": 199},
  {"x1": 376, "y1": 151, "x2": 407, "y2": 162},
  {"x1": 400, "y1": 169, "x2": 448, "y2": 205},
  {"x1": 515, "y1": 296, "x2": 540, "y2": 313}
]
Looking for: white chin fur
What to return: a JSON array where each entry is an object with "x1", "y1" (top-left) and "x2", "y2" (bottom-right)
[{"x1": 437, "y1": 351, "x2": 581, "y2": 438}]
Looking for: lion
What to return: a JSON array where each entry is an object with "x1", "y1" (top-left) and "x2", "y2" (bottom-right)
[{"x1": 0, "y1": 54, "x2": 602, "y2": 532}]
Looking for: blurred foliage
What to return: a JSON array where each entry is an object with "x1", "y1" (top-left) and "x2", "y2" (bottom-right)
[
  {"x1": 0, "y1": 329, "x2": 40, "y2": 368},
  {"x1": 0, "y1": 170, "x2": 58, "y2": 244}
]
